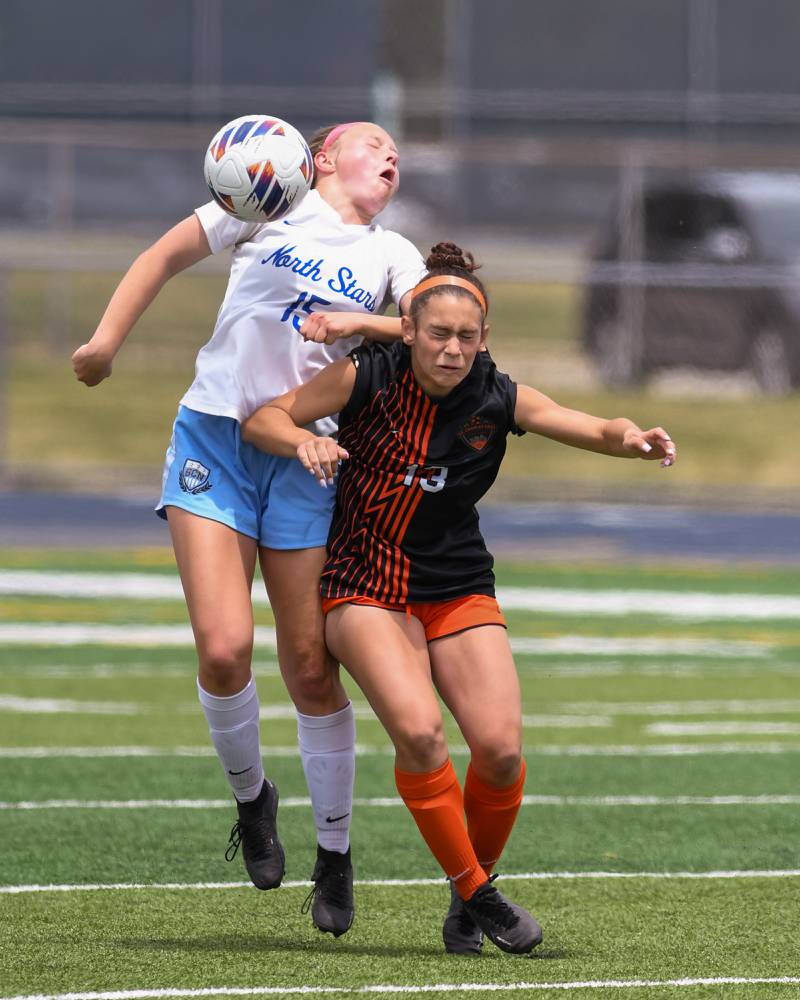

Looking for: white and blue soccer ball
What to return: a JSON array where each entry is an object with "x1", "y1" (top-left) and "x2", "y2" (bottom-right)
[{"x1": 203, "y1": 114, "x2": 314, "y2": 223}]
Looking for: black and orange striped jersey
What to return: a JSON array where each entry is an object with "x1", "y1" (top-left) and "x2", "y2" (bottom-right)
[{"x1": 321, "y1": 340, "x2": 524, "y2": 604}]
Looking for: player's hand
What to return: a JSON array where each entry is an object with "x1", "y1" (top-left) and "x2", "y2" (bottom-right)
[
  {"x1": 298, "y1": 312, "x2": 362, "y2": 345},
  {"x1": 297, "y1": 437, "x2": 350, "y2": 487},
  {"x1": 71, "y1": 341, "x2": 114, "y2": 386},
  {"x1": 622, "y1": 426, "x2": 677, "y2": 467}
]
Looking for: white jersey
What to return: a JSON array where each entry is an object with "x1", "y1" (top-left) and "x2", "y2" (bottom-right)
[{"x1": 181, "y1": 190, "x2": 426, "y2": 435}]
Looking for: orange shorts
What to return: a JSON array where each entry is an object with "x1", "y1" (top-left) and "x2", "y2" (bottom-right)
[{"x1": 321, "y1": 593, "x2": 506, "y2": 642}]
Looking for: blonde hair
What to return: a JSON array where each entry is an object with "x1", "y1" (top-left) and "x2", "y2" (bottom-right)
[{"x1": 307, "y1": 124, "x2": 343, "y2": 188}]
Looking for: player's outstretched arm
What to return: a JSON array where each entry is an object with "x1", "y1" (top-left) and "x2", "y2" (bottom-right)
[
  {"x1": 297, "y1": 289, "x2": 415, "y2": 345},
  {"x1": 241, "y1": 357, "x2": 357, "y2": 484},
  {"x1": 298, "y1": 311, "x2": 403, "y2": 345},
  {"x1": 72, "y1": 214, "x2": 212, "y2": 387},
  {"x1": 514, "y1": 385, "x2": 676, "y2": 467}
]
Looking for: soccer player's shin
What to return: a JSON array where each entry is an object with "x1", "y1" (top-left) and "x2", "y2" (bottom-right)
[
  {"x1": 197, "y1": 676, "x2": 264, "y2": 801},
  {"x1": 297, "y1": 700, "x2": 356, "y2": 853},
  {"x1": 395, "y1": 758, "x2": 487, "y2": 900},
  {"x1": 298, "y1": 701, "x2": 356, "y2": 937},
  {"x1": 198, "y1": 676, "x2": 285, "y2": 890},
  {"x1": 464, "y1": 759, "x2": 526, "y2": 875}
]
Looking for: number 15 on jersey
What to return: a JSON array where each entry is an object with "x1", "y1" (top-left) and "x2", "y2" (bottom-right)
[{"x1": 281, "y1": 292, "x2": 332, "y2": 332}]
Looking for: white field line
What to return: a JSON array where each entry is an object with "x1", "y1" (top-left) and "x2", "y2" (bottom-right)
[
  {"x1": 4, "y1": 569, "x2": 800, "y2": 621},
  {"x1": 0, "y1": 696, "x2": 610, "y2": 729},
  {"x1": 0, "y1": 695, "x2": 140, "y2": 715},
  {"x1": 2, "y1": 741, "x2": 800, "y2": 760},
  {"x1": 260, "y1": 705, "x2": 613, "y2": 728},
  {"x1": 529, "y1": 662, "x2": 800, "y2": 678},
  {"x1": 4, "y1": 976, "x2": 800, "y2": 1000},
  {"x1": 648, "y1": 722, "x2": 800, "y2": 736},
  {"x1": 0, "y1": 662, "x2": 282, "y2": 681},
  {"x1": 0, "y1": 624, "x2": 275, "y2": 647},
  {"x1": 0, "y1": 667, "x2": 200, "y2": 680},
  {"x1": 497, "y1": 586, "x2": 800, "y2": 620},
  {"x1": 0, "y1": 622, "x2": 771, "y2": 659},
  {"x1": 3, "y1": 793, "x2": 800, "y2": 811},
  {"x1": 3, "y1": 693, "x2": 796, "y2": 726},
  {"x1": 5, "y1": 662, "x2": 790, "y2": 681},
  {"x1": 0, "y1": 571, "x2": 187, "y2": 600},
  {"x1": 3, "y1": 868, "x2": 800, "y2": 895},
  {"x1": 561, "y1": 699, "x2": 800, "y2": 716},
  {"x1": 511, "y1": 637, "x2": 770, "y2": 658}
]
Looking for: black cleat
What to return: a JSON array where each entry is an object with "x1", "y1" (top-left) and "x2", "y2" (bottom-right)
[
  {"x1": 225, "y1": 779, "x2": 285, "y2": 890},
  {"x1": 301, "y1": 845, "x2": 355, "y2": 937},
  {"x1": 443, "y1": 879, "x2": 484, "y2": 955},
  {"x1": 463, "y1": 876, "x2": 543, "y2": 954}
]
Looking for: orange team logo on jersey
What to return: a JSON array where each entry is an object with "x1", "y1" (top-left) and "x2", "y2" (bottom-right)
[{"x1": 458, "y1": 415, "x2": 496, "y2": 452}]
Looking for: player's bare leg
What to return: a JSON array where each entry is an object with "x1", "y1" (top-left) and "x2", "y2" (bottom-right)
[
  {"x1": 167, "y1": 507, "x2": 285, "y2": 889},
  {"x1": 259, "y1": 546, "x2": 348, "y2": 715},
  {"x1": 328, "y1": 606, "x2": 541, "y2": 955},
  {"x1": 430, "y1": 625, "x2": 523, "y2": 788},
  {"x1": 430, "y1": 625, "x2": 540, "y2": 955},
  {"x1": 261, "y1": 546, "x2": 355, "y2": 935},
  {"x1": 324, "y1": 604, "x2": 445, "y2": 772}
]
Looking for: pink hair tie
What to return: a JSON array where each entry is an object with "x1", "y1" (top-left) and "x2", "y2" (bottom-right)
[{"x1": 321, "y1": 122, "x2": 370, "y2": 152}]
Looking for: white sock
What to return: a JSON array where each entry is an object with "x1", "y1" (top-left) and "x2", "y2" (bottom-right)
[
  {"x1": 297, "y1": 701, "x2": 356, "y2": 853},
  {"x1": 198, "y1": 676, "x2": 265, "y2": 803}
]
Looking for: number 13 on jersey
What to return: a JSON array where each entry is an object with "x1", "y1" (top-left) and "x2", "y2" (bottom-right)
[{"x1": 404, "y1": 464, "x2": 449, "y2": 493}]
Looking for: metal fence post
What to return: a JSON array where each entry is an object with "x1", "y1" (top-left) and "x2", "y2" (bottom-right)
[
  {"x1": 0, "y1": 268, "x2": 8, "y2": 486},
  {"x1": 47, "y1": 142, "x2": 75, "y2": 354},
  {"x1": 443, "y1": 0, "x2": 472, "y2": 224},
  {"x1": 192, "y1": 0, "x2": 222, "y2": 120},
  {"x1": 618, "y1": 150, "x2": 645, "y2": 383},
  {"x1": 687, "y1": 0, "x2": 719, "y2": 143}
]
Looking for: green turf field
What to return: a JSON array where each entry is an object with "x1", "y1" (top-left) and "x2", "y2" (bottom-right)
[{"x1": 1, "y1": 552, "x2": 799, "y2": 999}]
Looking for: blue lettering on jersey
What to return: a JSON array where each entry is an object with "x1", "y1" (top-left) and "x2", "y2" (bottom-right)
[
  {"x1": 262, "y1": 245, "x2": 377, "y2": 312},
  {"x1": 327, "y1": 267, "x2": 377, "y2": 312},
  {"x1": 261, "y1": 244, "x2": 323, "y2": 282}
]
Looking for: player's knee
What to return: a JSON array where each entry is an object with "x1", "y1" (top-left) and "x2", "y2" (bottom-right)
[
  {"x1": 288, "y1": 668, "x2": 337, "y2": 707},
  {"x1": 393, "y1": 717, "x2": 447, "y2": 771},
  {"x1": 282, "y1": 645, "x2": 338, "y2": 707},
  {"x1": 473, "y1": 742, "x2": 522, "y2": 787},
  {"x1": 198, "y1": 635, "x2": 253, "y2": 689}
]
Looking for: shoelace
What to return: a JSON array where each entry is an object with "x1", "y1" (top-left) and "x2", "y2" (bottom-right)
[
  {"x1": 455, "y1": 900, "x2": 479, "y2": 935},
  {"x1": 225, "y1": 821, "x2": 243, "y2": 862},
  {"x1": 224, "y1": 817, "x2": 276, "y2": 863},
  {"x1": 468, "y1": 874, "x2": 520, "y2": 930},
  {"x1": 300, "y1": 885, "x2": 316, "y2": 915},
  {"x1": 447, "y1": 883, "x2": 479, "y2": 933},
  {"x1": 300, "y1": 866, "x2": 351, "y2": 914}
]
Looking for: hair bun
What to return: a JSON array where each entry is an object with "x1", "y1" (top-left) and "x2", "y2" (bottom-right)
[{"x1": 425, "y1": 241, "x2": 480, "y2": 274}]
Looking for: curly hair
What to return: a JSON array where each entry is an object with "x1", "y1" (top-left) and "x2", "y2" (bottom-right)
[{"x1": 409, "y1": 242, "x2": 488, "y2": 322}]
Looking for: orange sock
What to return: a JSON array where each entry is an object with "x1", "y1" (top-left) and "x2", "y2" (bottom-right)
[
  {"x1": 395, "y1": 758, "x2": 487, "y2": 900},
  {"x1": 464, "y1": 759, "x2": 526, "y2": 875}
]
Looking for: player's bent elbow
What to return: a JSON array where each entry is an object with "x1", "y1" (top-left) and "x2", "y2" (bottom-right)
[{"x1": 239, "y1": 418, "x2": 258, "y2": 444}]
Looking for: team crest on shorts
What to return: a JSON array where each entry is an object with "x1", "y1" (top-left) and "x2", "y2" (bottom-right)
[
  {"x1": 458, "y1": 415, "x2": 496, "y2": 452},
  {"x1": 179, "y1": 459, "x2": 213, "y2": 495}
]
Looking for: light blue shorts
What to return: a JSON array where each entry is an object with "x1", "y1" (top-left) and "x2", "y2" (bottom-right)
[{"x1": 156, "y1": 406, "x2": 335, "y2": 549}]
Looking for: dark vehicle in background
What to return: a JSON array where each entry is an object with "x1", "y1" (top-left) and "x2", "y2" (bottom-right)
[{"x1": 582, "y1": 172, "x2": 800, "y2": 393}]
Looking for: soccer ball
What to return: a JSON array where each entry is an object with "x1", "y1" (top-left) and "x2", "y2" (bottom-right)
[{"x1": 203, "y1": 114, "x2": 314, "y2": 223}]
